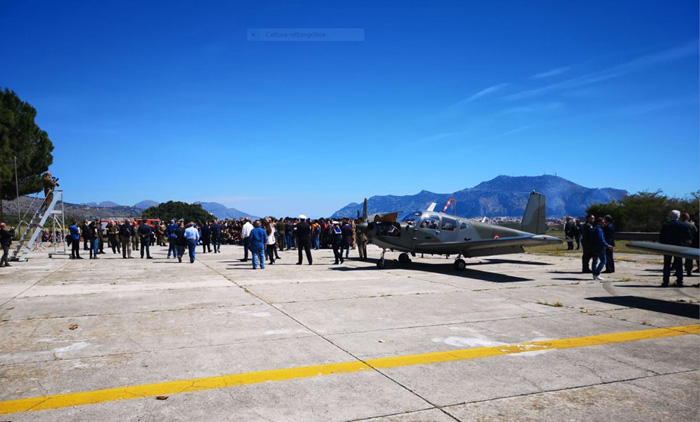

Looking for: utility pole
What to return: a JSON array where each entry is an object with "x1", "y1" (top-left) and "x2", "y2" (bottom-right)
[{"x1": 15, "y1": 156, "x2": 20, "y2": 224}]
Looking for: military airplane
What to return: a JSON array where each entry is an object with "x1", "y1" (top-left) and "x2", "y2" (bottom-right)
[{"x1": 356, "y1": 191, "x2": 563, "y2": 270}]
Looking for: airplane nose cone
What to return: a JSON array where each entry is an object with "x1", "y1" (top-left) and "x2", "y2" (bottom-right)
[{"x1": 357, "y1": 222, "x2": 369, "y2": 233}]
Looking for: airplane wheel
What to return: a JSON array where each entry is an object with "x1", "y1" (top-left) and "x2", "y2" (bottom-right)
[
  {"x1": 454, "y1": 259, "x2": 466, "y2": 271},
  {"x1": 398, "y1": 253, "x2": 411, "y2": 263},
  {"x1": 377, "y1": 258, "x2": 386, "y2": 269}
]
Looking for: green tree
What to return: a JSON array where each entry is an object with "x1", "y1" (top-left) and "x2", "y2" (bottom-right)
[
  {"x1": 141, "y1": 201, "x2": 215, "y2": 223},
  {"x1": 586, "y1": 190, "x2": 700, "y2": 232},
  {"x1": 0, "y1": 88, "x2": 54, "y2": 218}
]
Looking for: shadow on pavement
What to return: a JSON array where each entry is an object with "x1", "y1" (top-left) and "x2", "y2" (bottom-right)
[
  {"x1": 330, "y1": 260, "x2": 532, "y2": 282},
  {"x1": 586, "y1": 296, "x2": 700, "y2": 319},
  {"x1": 483, "y1": 258, "x2": 552, "y2": 266}
]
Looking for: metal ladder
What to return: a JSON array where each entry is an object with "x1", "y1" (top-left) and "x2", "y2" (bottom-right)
[{"x1": 10, "y1": 190, "x2": 63, "y2": 262}]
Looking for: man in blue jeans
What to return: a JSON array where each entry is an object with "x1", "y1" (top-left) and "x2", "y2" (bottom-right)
[
  {"x1": 591, "y1": 217, "x2": 613, "y2": 281},
  {"x1": 184, "y1": 222, "x2": 200, "y2": 263},
  {"x1": 249, "y1": 220, "x2": 268, "y2": 269}
]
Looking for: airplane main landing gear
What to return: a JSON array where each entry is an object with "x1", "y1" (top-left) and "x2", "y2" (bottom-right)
[
  {"x1": 454, "y1": 258, "x2": 466, "y2": 271},
  {"x1": 398, "y1": 253, "x2": 411, "y2": 264},
  {"x1": 377, "y1": 248, "x2": 387, "y2": 269}
]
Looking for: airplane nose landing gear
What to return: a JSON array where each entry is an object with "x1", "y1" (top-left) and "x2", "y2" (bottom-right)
[
  {"x1": 454, "y1": 258, "x2": 466, "y2": 271},
  {"x1": 377, "y1": 248, "x2": 388, "y2": 269}
]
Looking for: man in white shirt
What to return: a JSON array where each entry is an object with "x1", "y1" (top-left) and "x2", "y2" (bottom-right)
[
  {"x1": 240, "y1": 218, "x2": 254, "y2": 262},
  {"x1": 184, "y1": 222, "x2": 200, "y2": 263}
]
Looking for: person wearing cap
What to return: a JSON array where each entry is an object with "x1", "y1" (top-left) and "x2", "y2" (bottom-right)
[
  {"x1": 296, "y1": 215, "x2": 313, "y2": 265},
  {"x1": 602, "y1": 215, "x2": 615, "y2": 273}
]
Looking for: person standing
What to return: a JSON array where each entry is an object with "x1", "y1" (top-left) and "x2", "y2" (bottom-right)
[
  {"x1": 249, "y1": 220, "x2": 268, "y2": 269},
  {"x1": 165, "y1": 219, "x2": 179, "y2": 259},
  {"x1": 591, "y1": 217, "x2": 613, "y2": 281},
  {"x1": 175, "y1": 221, "x2": 187, "y2": 263},
  {"x1": 201, "y1": 221, "x2": 212, "y2": 254},
  {"x1": 285, "y1": 218, "x2": 295, "y2": 250},
  {"x1": 119, "y1": 219, "x2": 133, "y2": 259},
  {"x1": 0, "y1": 223, "x2": 15, "y2": 267},
  {"x1": 564, "y1": 217, "x2": 575, "y2": 250},
  {"x1": 184, "y1": 222, "x2": 200, "y2": 263},
  {"x1": 681, "y1": 213, "x2": 698, "y2": 276},
  {"x1": 581, "y1": 214, "x2": 595, "y2": 273},
  {"x1": 107, "y1": 221, "x2": 121, "y2": 254},
  {"x1": 157, "y1": 222, "x2": 166, "y2": 246},
  {"x1": 602, "y1": 215, "x2": 616, "y2": 273},
  {"x1": 331, "y1": 221, "x2": 344, "y2": 264},
  {"x1": 356, "y1": 218, "x2": 368, "y2": 260},
  {"x1": 659, "y1": 210, "x2": 691, "y2": 287},
  {"x1": 296, "y1": 215, "x2": 313, "y2": 265},
  {"x1": 275, "y1": 218, "x2": 286, "y2": 251},
  {"x1": 81, "y1": 219, "x2": 91, "y2": 251},
  {"x1": 69, "y1": 221, "x2": 82, "y2": 259},
  {"x1": 264, "y1": 218, "x2": 279, "y2": 264},
  {"x1": 573, "y1": 219, "x2": 582, "y2": 250},
  {"x1": 138, "y1": 220, "x2": 153, "y2": 259},
  {"x1": 311, "y1": 221, "x2": 321, "y2": 250},
  {"x1": 131, "y1": 221, "x2": 140, "y2": 252},
  {"x1": 341, "y1": 219, "x2": 353, "y2": 259},
  {"x1": 90, "y1": 220, "x2": 100, "y2": 259},
  {"x1": 97, "y1": 220, "x2": 106, "y2": 254},
  {"x1": 210, "y1": 220, "x2": 222, "y2": 253},
  {"x1": 240, "y1": 218, "x2": 253, "y2": 261}
]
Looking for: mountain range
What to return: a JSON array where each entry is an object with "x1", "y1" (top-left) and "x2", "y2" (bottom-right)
[
  {"x1": 76, "y1": 200, "x2": 256, "y2": 219},
  {"x1": 331, "y1": 175, "x2": 627, "y2": 219}
]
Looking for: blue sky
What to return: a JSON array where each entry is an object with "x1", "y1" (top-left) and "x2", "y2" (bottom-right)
[{"x1": 1, "y1": 0, "x2": 698, "y2": 218}]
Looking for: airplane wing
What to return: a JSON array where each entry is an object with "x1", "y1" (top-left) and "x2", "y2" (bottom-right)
[
  {"x1": 416, "y1": 235, "x2": 562, "y2": 256},
  {"x1": 627, "y1": 241, "x2": 700, "y2": 260}
]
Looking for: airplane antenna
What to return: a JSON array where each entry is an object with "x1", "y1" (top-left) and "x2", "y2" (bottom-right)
[{"x1": 442, "y1": 198, "x2": 457, "y2": 215}]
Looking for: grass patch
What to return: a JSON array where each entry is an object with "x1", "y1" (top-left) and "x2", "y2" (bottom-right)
[{"x1": 537, "y1": 300, "x2": 564, "y2": 307}]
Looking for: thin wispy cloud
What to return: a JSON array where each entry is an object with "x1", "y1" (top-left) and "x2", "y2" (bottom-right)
[
  {"x1": 458, "y1": 83, "x2": 508, "y2": 104},
  {"x1": 506, "y1": 40, "x2": 698, "y2": 101},
  {"x1": 620, "y1": 98, "x2": 698, "y2": 116},
  {"x1": 496, "y1": 126, "x2": 531, "y2": 137},
  {"x1": 532, "y1": 66, "x2": 570, "y2": 79},
  {"x1": 415, "y1": 132, "x2": 458, "y2": 144}
]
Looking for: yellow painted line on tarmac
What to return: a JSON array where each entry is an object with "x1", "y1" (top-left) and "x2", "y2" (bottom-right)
[{"x1": 1, "y1": 324, "x2": 697, "y2": 415}]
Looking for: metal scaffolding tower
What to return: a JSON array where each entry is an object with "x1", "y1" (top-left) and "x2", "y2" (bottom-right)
[{"x1": 10, "y1": 189, "x2": 66, "y2": 261}]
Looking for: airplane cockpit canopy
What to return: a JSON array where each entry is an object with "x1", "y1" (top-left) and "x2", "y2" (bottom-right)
[{"x1": 398, "y1": 211, "x2": 422, "y2": 226}]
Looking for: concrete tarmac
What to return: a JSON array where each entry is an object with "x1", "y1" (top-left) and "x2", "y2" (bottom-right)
[{"x1": 0, "y1": 244, "x2": 698, "y2": 421}]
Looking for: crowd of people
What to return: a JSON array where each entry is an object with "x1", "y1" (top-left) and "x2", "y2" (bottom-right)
[
  {"x1": 573, "y1": 211, "x2": 699, "y2": 286},
  {"x1": 56, "y1": 215, "x2": 366, "y2": 269},
  {"x1": 1, "y1": 208, "x2": 697, "y2": 284}
]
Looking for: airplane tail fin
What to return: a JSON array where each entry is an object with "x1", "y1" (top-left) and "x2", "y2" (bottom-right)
[
  {"x1": 521, "y1": 191, "x2": 546, "y2": 234},
  {"x1": 362, "y1": 198, "x2": 368, "y2": 221}
]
